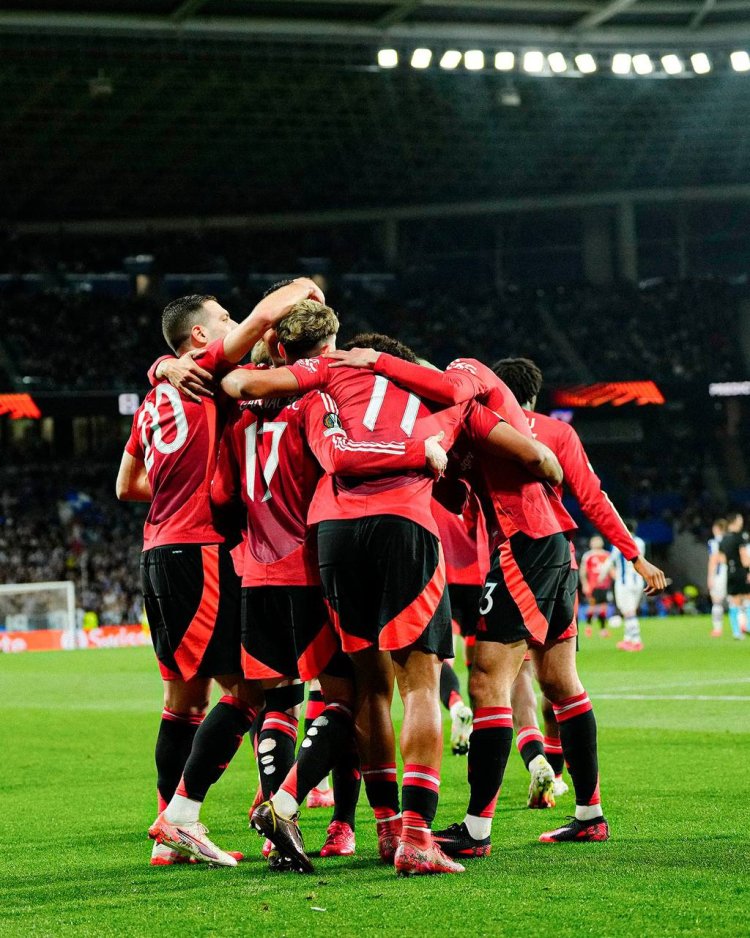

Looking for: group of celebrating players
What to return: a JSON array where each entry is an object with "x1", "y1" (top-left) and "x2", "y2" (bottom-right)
[{"x1": 117, "y1": 278, "x2": 667, "y2": 877}]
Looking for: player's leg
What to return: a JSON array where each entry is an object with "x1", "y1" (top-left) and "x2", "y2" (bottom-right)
[
  {"x1": 305, "y1": 678, "x2": 334, "y2": 807},
  {"x1": 617, "y1": 586, "x2": 644, "y2": 651},
  {"x1": 257, "y1": 680, "x2": 304, "y2": 802},
  {"x1": 150, "y1": 675, "x2": 211, "y2": 865},
  {"x1": 709, "y1": 588, "x2": 724, "y2": 636},
  {"x1": 149, "y1": 544, "x2": 259, "y2": 865},
  {"x1": 532, "y1": 637, "x2": 609, "y2": 842},
  {"x1": 541, "y1": 692, "x2": 568, "y2": 796},
  {"x1": 444, "y1": 585, "x2": 478, "y2": 755},
  {"x1": 510, "y1": 657, "x2": 555, "y2": 808},
  {"x1": 728, "y1": 595, "x2": 744, "y2": 639}
]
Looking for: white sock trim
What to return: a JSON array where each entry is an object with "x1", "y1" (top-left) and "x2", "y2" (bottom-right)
[
  {"x1": 164, "y1": 793, "x2": 201, "y2": 825},
  {"x1": 271, "y1": 788, "x2": 300, "y2": 820},
  {"x1": 464, "y1": 813, "x2": 492, "y2": 840}
]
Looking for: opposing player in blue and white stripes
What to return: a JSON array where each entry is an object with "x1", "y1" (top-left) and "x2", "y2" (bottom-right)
[
  {"x1": 708, "y1": 518, "x2": 728, "y2": 637},
  {"x1": 599, "y1": 523, "x2": 647, "y2": 652}
]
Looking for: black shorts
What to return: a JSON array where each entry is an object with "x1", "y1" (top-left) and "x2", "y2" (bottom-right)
[
  {"x1": 317, "y1": 515, "x2": 453, "y2": 658},
  {"x1": 727, "y1": 572, "x2": 750, "y2": 597},
  {"x1": 448, "y1": 584, "x2": 482, "y2": 637},
  {"x1": 478, "y1": 532, "x2": 578, "y2": 647},
  {"x1": 141, "y1": 543, "x2": 241, "y2": 681},
  {"x1": 240, "y1": 585, "x2": 351, "y2": 682},
  {"x1": 589, "y1": 587, "x2": 610, "y2": 605}
]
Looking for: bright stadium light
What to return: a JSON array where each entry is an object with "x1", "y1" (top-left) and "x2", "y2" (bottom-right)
[
  {"x1": 632, "y1": 53, "x2": 654, "y2": 75},
  {"x1": 495, "y1": 51, "x2": 515, "y2": 71},
  {"x1": 464, "y1": 50, "x2": 485, "y2": 70},
  {"x1": 523, "y1": 50, "x2": 545, "y2": 73},
  {"x1": 691, "y1": 52, "x2": 711, "y2": 74},
  {"x1": 548, "y1": 52, "x2": 568, "y2": 73},
  {"x1": 411, "y1": 48, "x2": 432, "y2": 69},
  {"x1": 612, "y1": 53, "x2": 632, "y2": 75},
  {"x1": 440, "y1": 50, "x2": 462, "y2": 70},
  {"x1": 730, "y1": 50, "x2": 750, "y2": 71},
  {"x1": 378, "y1": 48, "x2": 398, "y2": 68},
  {"x1": 661, "y1": 54, "x2": 684, "y2": 74},
  {"x1": 575, "y1": 53, "x2": 598, "y2": 74}
]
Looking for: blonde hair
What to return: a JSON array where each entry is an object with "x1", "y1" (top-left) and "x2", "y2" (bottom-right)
[
  {"x1": 250, "y1": 339, "x2": 274, "y2": 366},
  {"x1": 276, "y1": 300, "x2": 339, "y2": 357}
]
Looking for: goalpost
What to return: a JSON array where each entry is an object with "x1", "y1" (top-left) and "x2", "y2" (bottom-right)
[{"x1": 0, "y1": 581, "x2": 76, "y2": 634}]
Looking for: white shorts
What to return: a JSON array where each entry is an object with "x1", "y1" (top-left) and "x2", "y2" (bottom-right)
[
  {"x1": 614, "y1": 582, "x2": 644, "y2": 618},
  {"x1": 710, "y1": 569, "x2": 727, "y2": 604}
]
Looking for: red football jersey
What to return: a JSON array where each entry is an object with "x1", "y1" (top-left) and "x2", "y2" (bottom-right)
[
  {"x1": 432, "y1": 489, "x2": 490, "y2": 586},
  {"x1": 288, "y1": 359, "x2": 473, "y2": 537},
  {"x1": 372, "y1": 354, "x2": 576, "y2": 546},
  {"x1": 126, "y1": 340, "x2": 232, "y2": 551},
  {"x1": 213, "y1": 393, "x2": 322, "y2": 587},
  {"x1": 524, "y1": 410, "x2": 639, "y2": 561},
  {"x1": 581, "y1": 548, "x2": 613, "y2": 592},
  {"x1": 212, "y1": 383, "x2": 434, "y2": 586}
]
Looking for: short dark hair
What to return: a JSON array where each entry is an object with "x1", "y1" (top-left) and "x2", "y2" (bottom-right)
[
  {"x1": 162, "y1": 294, "x2": 216, "y2": 354},
  {"x1": 491, "y1": 357, "x2": 543, "y2": 407},
  {"x1": 262, "y1": 279, "x2": 295, "y2": 298},
  {"x1": 342, "y1": 332, "x2": 419, "y2": 364}
]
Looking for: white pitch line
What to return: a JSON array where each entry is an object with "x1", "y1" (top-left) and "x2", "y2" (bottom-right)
[
  {"x1": 588, "y1": 676, "x2": 750, "y2": 694},
  {"x1": 593, "y1": 693, "x2": 750, "y2": 702}
]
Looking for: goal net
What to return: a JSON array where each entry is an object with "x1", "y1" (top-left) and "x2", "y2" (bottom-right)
[{"x1": 0, "y1": 581, "x2": 76, "y2": 633}]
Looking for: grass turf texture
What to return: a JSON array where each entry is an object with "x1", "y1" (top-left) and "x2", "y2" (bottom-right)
[{"x1": 2, "y1": 615, "x2": 749, "y2": 938}]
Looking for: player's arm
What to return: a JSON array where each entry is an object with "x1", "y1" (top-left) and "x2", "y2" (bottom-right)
[
  {"x1": 303, "y1": 394, "x2": 446, "y2": 478},
  {"x1": 707, "y1": 549, "x2": 719, "y2": 590},
  {"x1": 221, "y1": 365, "x2": 303, "y2": 400},
  {"x1": 149, "y1": 278, "x2": 323, "y2": 401},
  {"x1": 467, "y1": 402, "x2": 563, "y2": 484},
  {"x1": 115, "y1": 450, "x2": 151, "y2": 502},
  {"x1": 579, "y1": 554, "x2": 591, "y2": 595},
  {"x1": 324, "y1": 349, "x2": 484, "y2": 405},
  {"x1": 557, "y1": 424, "x2": 642, "y2": 560},
  {"x1": 633, "y1": 555, "x2": 668, "y2": 595}
]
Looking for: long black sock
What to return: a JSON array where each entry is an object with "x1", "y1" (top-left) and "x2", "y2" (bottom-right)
[
  {"x1": 155, "y1": 707, "x2": 202, "y2": 812},
  {"x1": 331, "y1": 735, "x2": 361, "y2": 829},
  {"x1": 279, "y1": 700, "x2": 353, "y2": 805},
  {"x1": 466, "y1": 707, "x2": 513, "y2": 822},
  {"x1": 179, "y1": 696, "x2": 256, "y2": 802},
  {"x1": 553, "y1": 691, "x2": 600, "y2": 809},
  {"x1": 439, "y1": 662, "x2": 462, "y2": 711}
]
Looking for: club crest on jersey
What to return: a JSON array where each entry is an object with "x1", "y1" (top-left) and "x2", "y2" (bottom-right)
[
  {"x1": 323, "y1": 412, "x2": 343, "y2": 431},
  {"x1": 447, "y1": 359, "x2": 477, "y2": 375}
]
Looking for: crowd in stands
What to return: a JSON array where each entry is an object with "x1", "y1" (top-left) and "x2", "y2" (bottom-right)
[{"x1": 0, "y1": 465, "x2": 145, "y2": 628}]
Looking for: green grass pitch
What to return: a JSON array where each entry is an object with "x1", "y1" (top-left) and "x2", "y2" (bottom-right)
[{"x1": 2, "y1": 615, "x2": 749, "y2": 938}]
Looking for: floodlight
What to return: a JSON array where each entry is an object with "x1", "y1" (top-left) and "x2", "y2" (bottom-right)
[
  {"x1": 378, "y1": 49, "x2": 398, "y2": 68},
  {"x1": 612, "y1": 53, "x2": 632, "y2": 75},
  {"x1": 661, "y1": 54, "x2": 684, "y2": 74},
  {"x1": 575, "y1": 53, "x2": 597, "y2": 74},
  {"x1": 731, "y1": 50, "x2": 750, "y2": 71},
  {"x1": 495, "y1": 51, "x2": 515, "y2": 71},
  {"x1": 548, "y1": 52, "x2": 568, "y2": 73},
  {"x1": 632, "y1": 54, "x2": 654, "y2": 75},
  {"x1": 523, "y1": 50, "x2": 545, "y2": 73},
  {"x1": 691, "y1": 52, "x2": 711, "y2": 74},
  {"x1": 411, "y1": 48, "x2": 432, "y2": 69},
  {"x1": 464, "y1": 50, "x2": 485, "y2": 70},
  {"x1": 440, "y1": 50, "x2": 462, "y2": 70}
]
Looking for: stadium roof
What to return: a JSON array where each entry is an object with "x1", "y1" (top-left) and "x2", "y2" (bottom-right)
[
  {"x1": 5, "y1": 2, "x2": 750, "y2": 225},
  {"x1": 6, "y1": 0, "x2": 750, "y2": 46}
]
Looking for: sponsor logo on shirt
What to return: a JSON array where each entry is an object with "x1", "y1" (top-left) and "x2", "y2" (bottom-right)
[
  {"x1": 296, "y1": 358, "x2": 320, "y2": 374},
  {"x1": 446, "y1": 359, "x2": 477, "y2": 375}
]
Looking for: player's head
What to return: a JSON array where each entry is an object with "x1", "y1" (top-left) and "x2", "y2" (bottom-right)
[
  {"x1": 161, "y1": 295, "x2": 237, "y2": 355},
  {"x1": 589, "y1": 535, "x2": 604, "y2": 550},
  {"x1": 275, "y1": 299, "x2": 339, "y2": 362},
  {"x1": 490, "y1": 357, "x2": 543, "y2": 410},
  {"x1": 726, "y1": 511, "x2": 744, "y2": 532},
  {"x1": 712, "y1": 517, "x2": 728, "y2": 538},
  {"x1": 342, "y1": 333, "x2": 420, "y2": 364},
  {"x1": 250, "y1": 339, "x2": 274, "y2": 367}
]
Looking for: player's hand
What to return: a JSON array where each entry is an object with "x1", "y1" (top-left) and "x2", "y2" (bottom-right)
[
  {"x1": 536, "y1": 443, "x2": 563, "y2": 486},
  {"x1": 424, "y1": 431, "x2": 448, "y2": 478},
  {"x1": 295, "y1": 276, "x2": 325, "y2": 305},
  {"x1": 324, "y1": 348, "x2": 381, "y2": 369},
  {"x1": 633, "y1": 556, "x2": 667, "y2": 595},
  {"x1": 157, "y1": 349, "x2": 214, "y2": 402}
]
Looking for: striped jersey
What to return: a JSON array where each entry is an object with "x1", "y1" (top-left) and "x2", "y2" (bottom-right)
[
  {"x1": 708, "y1": 537, "x2": 726, "y2": 576},
  {"x1": 607, "y1": 536, "x2": 646, "y2": 589}
]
